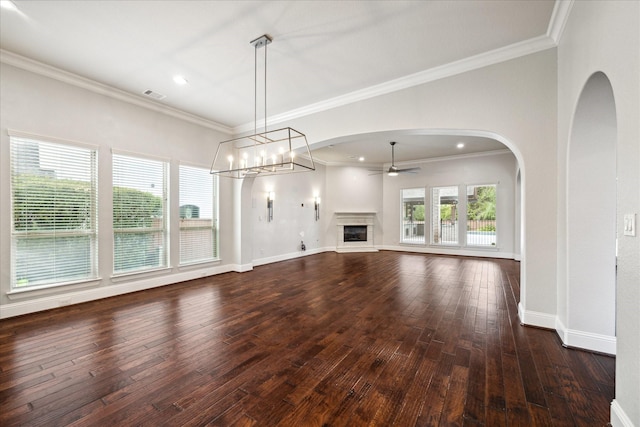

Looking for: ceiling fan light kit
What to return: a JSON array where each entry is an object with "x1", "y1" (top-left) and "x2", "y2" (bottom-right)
[{"x1": 211, "y1": 35, "x2": 315, "y2": 179}]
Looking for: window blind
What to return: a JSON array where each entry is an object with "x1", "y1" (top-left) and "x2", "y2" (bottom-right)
[
  {"x1": 179, "y1": 165, "x2": 218, "y2": 264},
  {"x1": 112, "y1": 153, "x2": 167, "y2": 274},
  {"x1": 10, "y1": 136, "x2": 98, "y2": 288}
]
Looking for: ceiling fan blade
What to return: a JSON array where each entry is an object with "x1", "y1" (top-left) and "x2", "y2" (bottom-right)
[{"x1": 398, "y1": 167, "x2": 421, "y2": 174}]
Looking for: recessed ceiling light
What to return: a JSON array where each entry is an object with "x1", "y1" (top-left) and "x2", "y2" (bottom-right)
[
  {"x1": 173, "y1": 75, "x2": 188, "y2": 85},
  {"x1": 359, "y1": 156, "x2": 365, "y2": 162},
  {"x1": 0, "y1": 0, "x2": 18, "y2": 11},
  {"x1": 457, "y1": 143, "x2": 465, "y2": 149}
]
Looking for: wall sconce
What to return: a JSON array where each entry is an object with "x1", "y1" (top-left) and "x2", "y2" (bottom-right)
[
  {"x1": 314, "y1": 195, "x2": 321, "y2": 221},
  {"x1": 267, "y1": 191, "x2": 275, "y2": 222}
]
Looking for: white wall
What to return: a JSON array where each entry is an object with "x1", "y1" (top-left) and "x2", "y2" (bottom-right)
[
  {"x1": 556, "y1": 1, "x2": 640, "y2": 425},
  {"x1": 0, "y1": 62, "x2": 237, "y2": 316},
  {"x1": 250, "y1": 163, "x2": 327, "y2": 265},
  {"x1": 514, "y1": 169, "x2": 522, "y2": 260},
  {"x1": 324, "y1": 165, "x2": 384, "y2": 248}
]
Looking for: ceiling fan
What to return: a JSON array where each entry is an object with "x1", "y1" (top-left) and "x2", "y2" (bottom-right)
[{"x1": 370, "y1": 141, "x2": 421, "y2": 176}]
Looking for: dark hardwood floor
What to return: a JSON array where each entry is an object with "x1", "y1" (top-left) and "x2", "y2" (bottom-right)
[{"x1": 0, "y1": 252, "x2": 615, "y2": 426}]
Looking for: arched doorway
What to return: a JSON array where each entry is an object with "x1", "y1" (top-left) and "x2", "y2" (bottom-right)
[
  {"x1": 566, "y1": 72, "x2": 617, "y2": 353},
  {"x1": 313, "y1": 128, "x2": 526, "y2": 300}
]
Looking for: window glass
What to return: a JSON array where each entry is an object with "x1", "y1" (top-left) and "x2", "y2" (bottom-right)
[
  {"x1": 431, "y1": 186, "x2": 459, "y2": 245},
  {"x1": 179, "y1": 165, "x2": 219, "y2": 264},
  {"x1": 113, "y1": 154, "x2": 167, "y2": 274},
  {"x1": 10, "y1": 136, "x2": 98, "y2": 288},
  {"x1": 466, "y1": 184, "x2": 497, "y2": 246},
  {"x1": 401, "y1": 188, "x2": 425, "y2": 244}
]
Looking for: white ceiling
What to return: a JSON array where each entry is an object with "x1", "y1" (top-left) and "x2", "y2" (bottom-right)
[
  {"x1": 0, "y1": 0, "x2": 558, "y2": 165},
  {"x1": 311, "y1": 132, "x2": 507, "y2": 166}
]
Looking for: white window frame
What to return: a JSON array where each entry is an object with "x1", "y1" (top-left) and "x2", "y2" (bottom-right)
[
  {"x1": 112, "y1": 151, "x2": 168, "y2": 275},
  {"x1": 179, "y1": 163, "x2": 219, "y2": 265},
  {"x1": 9, "y1": 133, "x2": 98, "y2": 289},
  {"x1": 430, "y1": 186, "x2": 460, "y2": 246},
  {"x1": 400, "y1": 187, "x2": 426, "y2": 245},
  {"x1": 465, "y1": 183, "x2": 498, "y2": 247}
]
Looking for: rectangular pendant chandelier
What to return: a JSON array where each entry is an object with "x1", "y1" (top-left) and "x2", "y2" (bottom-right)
[
  {"x1": 211, "y1": 126, "x2": 315, "y2": 179},
  {"x1": 211, "y1": 35, "x2": 315, "y2": 179}
]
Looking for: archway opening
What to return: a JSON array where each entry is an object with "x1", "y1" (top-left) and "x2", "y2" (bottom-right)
[{"x1": 310, "y1": 128, "x2": 526, "y2": 301}]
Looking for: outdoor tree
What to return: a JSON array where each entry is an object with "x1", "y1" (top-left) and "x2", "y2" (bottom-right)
[
  {"x1": 13, "y1": 174, "x2": 92, "y2": 231},
  {"x1": 13, "y1": 174, "x2": 163, "y2": 230},
  {"x1": 440, "y1": 203, "x2": 457, "y2": 220},
  {"x1": 467, "y1": 186, "x2": 496, "y2": 220},
  {"x1": 413, "y1": 204, "x2": 425, "y2": 221},
  {"x1": 113, "y1": 187, "x2": 163, "y2": 228}
]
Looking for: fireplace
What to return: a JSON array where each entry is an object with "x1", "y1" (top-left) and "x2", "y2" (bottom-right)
[
  {"x1": 344, "y1": 225, "x2": 367, "y2": 242},
  {"x1": 335, "y1": 212, "x2": 378, "y2": 253}
]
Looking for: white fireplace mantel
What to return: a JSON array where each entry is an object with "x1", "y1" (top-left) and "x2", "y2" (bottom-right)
[{"x1": 335, "y1": 212, "x2": 378, "y2": 253}]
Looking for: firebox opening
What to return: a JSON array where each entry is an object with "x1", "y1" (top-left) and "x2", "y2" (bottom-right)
[{"x1": 344, "y1": 225, "x2": 367, "y2": 242}]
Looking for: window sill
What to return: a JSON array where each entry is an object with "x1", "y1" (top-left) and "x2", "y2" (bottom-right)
[
  {"x1": 178, "y1": 258, "x2": 221, "y2": 271},
  {"x1": 465, "y1": 245, "x2": 500, "y2": 251},
  {"x1": 7, "y1": 278, "x2": 102, "y2": 300},
  {"x1": 110, "y1": 267, "x2": 172, "y2": 283}
]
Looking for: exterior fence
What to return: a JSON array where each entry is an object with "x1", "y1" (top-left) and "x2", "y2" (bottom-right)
[{"x1": 402, "y1": 219, "x2": 496, "y2": 246}]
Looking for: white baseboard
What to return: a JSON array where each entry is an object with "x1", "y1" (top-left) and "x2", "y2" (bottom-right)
[
  {"x1": 516, "y1": 306, "x2": 617, "y2": 355},
  {"x1": 381, "y1": 244, "x2": 515, "y2": 259},
  {"x1": 253, "y1": 247, "x2": 329, "y2": 267},
  {"x1": 236, "y1": 263, "x2": 254, "y2": 272},
  {"x1": 335, "y1": 247, "x2": 379, "y2": 253},
  {"x1": 517, "y1": 303, "x2": 557, "y2": 329},
  {"x1": 1, "y1": 263, "x2": 236, "y2": 319},
  {"x1": 2, "y1": 248, "x2": 341, "y2": 319},
  {"x1": 611, "y1": 400, "x2": 635, "y2": 427},
  {"x1": 555, "y1": 317, "x2": 616, "y2": 355}
]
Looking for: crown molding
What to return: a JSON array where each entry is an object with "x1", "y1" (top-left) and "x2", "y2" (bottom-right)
[
  {"x1": 547, "y1": 0, "x2": 575, "y2": 44},
  {"x1": 322, "y1": 148, "x2": 513, "y2": 168},
  {"x1": 234, "y1": 34, "x2": 557, "y2": 134},
  {"x1": 391, "y1": 148, "x2": 513, "y2": 168},
  {"x1": 0, "y1": 49, "x2": 232, "y2": 135}
]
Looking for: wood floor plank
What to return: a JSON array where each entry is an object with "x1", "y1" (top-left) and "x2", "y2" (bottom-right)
[
  {"x1": 0, "y1": 252, "x2": 615, "y2": 426},
  {"x1": 416, "y1": 352, "x2": 456, "y2": 426},
  {"x1": 464, "y1": 345, "x2": 487, "y2": 424},
  {"x1": 439, "y1": 364, "x2": 469, "y2": 426}
]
